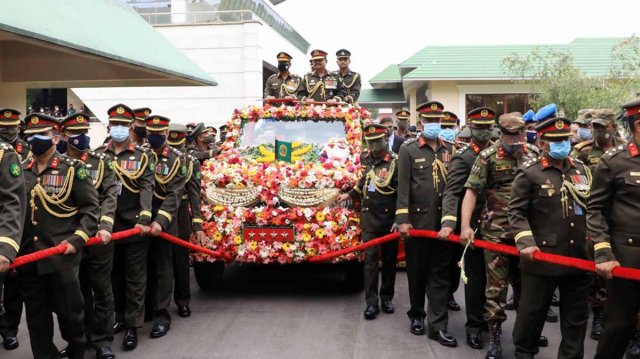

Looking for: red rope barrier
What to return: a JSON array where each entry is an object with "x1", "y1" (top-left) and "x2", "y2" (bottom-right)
[{"x1": 158, "y1": 232, "x2": 232, "y2": 262}]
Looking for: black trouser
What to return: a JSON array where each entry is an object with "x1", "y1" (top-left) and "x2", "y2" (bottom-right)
[
  {"x1": 19, "y1": 265, "x2": 86, "y2": 359},
  {"x1": 595, "y1": 277, "x2": 640, "y2": 359},
  {"x1": 404, "y1": 236, "x2": 451, "y2": 333},
  {"x1": 363, "y1": 232, "x2": 398, "y2": 307},
  {"x1": 112, "y1": 233, "x2": 149, "y2": 329},
  {"x1": 0, "y1": 271, "x2": 23, "y2": 338},
  {"x1": 513, "y1": 271, "x2": 589, "y2": 359},
  {"x1": 463, "y1": 246, "x2": 487, "y2": 334},
  {"x1": 148, "y1": 236, "x2": 174, "y2": 325},
  {"x1": 448, "y1": 242, "x2": 464, "y2": 298},
  {"x1": 172, "y1": 235, "x2": 191, "y2": 306},
  {"x1": 80, "y1": 243, "x2": 114, "y2": 348}
]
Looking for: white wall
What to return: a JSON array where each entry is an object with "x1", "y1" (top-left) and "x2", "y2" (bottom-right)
[{"x1": 73, "y1": 19, "x2": 307, "y2": 130}]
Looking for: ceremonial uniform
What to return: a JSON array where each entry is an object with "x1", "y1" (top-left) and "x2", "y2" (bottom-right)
[
  {"x1": 509, "y1": 117, "x2": 591, "y2": 359},
  {"x1": 334, "y1": 49, "x2": 361, "y2": 104},
  {"x1": 590, "y1": 98, "x2": 640, "y2": 359},
  {"x1": 396, "y1": 101, "x2": 456, "y2": 344},
  {"x1": 264, "y1": 51, "x2": 300, "y2": 100},
  {"x1": 61, "y1": 113, "x2": 119, "y2": 355},
  {"x1": 18, "y1": 114, "x2": 99, "y2": 359},
  {"x1": 187, "y1": 123, "x2": 218, "y2": 162},
  {"x1": 395, "y1": 110, "x2": 415, "y2": 140},
  {"x1": 95, "y1": 105, "x2": 154, "y2": 347},
  {"x1": 296, "y1": 49, "x2": 342, "y2": 102},
  {"x1": 350, "y1": 125, "x2": 398, "y2": 317},
  {"x1": 146, "y1": 115, "x2": 186, "y2": 335}
]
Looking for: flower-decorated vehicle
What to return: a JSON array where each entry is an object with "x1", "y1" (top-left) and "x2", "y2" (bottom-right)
[{"x1": 193, "y1": 102, "x2": 370, "y2": 289}]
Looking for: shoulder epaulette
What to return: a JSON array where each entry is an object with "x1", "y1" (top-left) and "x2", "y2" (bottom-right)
[
  {"x1": 0, "y1": 142, "x2": 13, "y2": 152},
  {"x1": 267, "y1": 74, "x2": 277, "y2": 80},
  {"x1": 171, "y1": 147, "x2": 183, "y2": 156},
  {"x1": 403, "y1": 138, "x2": 417, "y2": 146},
  {"x1": 525, "y1": 143, "x2": 540, "y2": 156},
  {"x1": 604, "y1": 144, "x2": 625, "y2": 158},
  {"x1": 480, "y1": 146, "x2": 497, "y2": 159},
  {"x1": 523, "y1": 157, "x2": 540, "y2": 169}
]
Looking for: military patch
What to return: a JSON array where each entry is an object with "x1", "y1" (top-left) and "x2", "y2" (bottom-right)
[
  {"x1": 149, "y1": 162, "x2": 155, "y2": 171},
  {"x1": 181, "y1": 165, "x2": 187, "y2": 176},
  {"x1": 76, "y1": 167, "x2": 88, "y2": 180},
  {"x1": 10, "y1": 163, "x2": 20, "y2": 177},
  {"x1": 107, "y1": 161, "x2": 114, "y2": 171}
]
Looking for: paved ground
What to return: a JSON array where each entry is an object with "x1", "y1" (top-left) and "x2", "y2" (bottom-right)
[{"x1": 6, "y1": 263, "x2": 597, "y2": 359}]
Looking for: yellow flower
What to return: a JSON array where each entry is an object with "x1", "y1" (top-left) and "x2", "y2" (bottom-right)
[
  {"x1": 302, "y1": 232, "x2": 311, "y2": 242},
  {"x1": 282, "y1": 243, "x2": 291, "y2": 251},
  {"x1": 234, "y1": 236, "x2": 242, "y2": 245},
  {"x1": 316, "y1": 212, "x2": 326, "y2": 222},
  {"x1": 307, "y1": 248, "x2": 317, "y2": 256},
  {"x1": 214, "y1": 232, "x2": 223, "y2": 242},
  {"x1": 214, "y1": 205, "x2": 224, "y2": 211},
  {"x1": 303, "y1": 223, "x2": 311, "y2": 230},
  {"x1": 249, "y1": 241, "x2": 258, "y2": 250},
  {"x1": 315, "y1": 228, "x2": 325, "y2": 238}
]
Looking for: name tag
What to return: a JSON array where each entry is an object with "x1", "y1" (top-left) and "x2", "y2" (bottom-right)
[
  {"x1": 589, "y1": 157, "x2": 600, "y2": 164},
  {"x1": 541, "y1": 184, "x2": 554, "y2": 189},
  {"x1": 630, "y1": 172, "x2": 640, "y2": 177},
  {"x1": 495, "y1": 164, "x2": 512, "y2": 171},
  {"x1": 414, "y1": 158, "x2": 426, "y2": 163}
]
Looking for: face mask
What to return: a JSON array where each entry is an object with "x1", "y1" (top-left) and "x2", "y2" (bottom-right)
[
  {"x1": 220, "y1": 133, "x2": 227, "y2": 141},
  {"x1": 147, "y1": 133, "x2": 166, "y2": 149},
  {"x1": 56, "y1": 140, "x2": 67, "y2": 154},
  {"x1": 110, "y1": 125, "x2": 130, "y2": 142},
  {"x1": 0, "y1": 128, "x2": 18, "y2": 143},
  {"x1": 202, "y1": 135, "x2": 214, "y2": 144},
  {"x1": 27, "y1": 134, "x2": 54, "y2": 156},
  {"x1": 68, "y1": 133, "x2": 91, "y2": 151},
  {"x1": 593, "y1": 128, "x2": 611, "y2": 145},
  {"x1": 397, "y1": 120, "x2": 408, "y2": 130},
  {"x1": 368, "y1": 140, "x2": 387, "y2": 157},
  {"x1": 133, "y1": 126, "x2": 147, "y2": 139},
  {"x1": 549, "y1": 140, "x2": 571, "y2": 159},
  {"x1": 422, "y1": 122, "x2": 441, "y2": 140},
  {"x1": 471, "y1": 128, "x2": 492, "y2": 143},
  {"x1": 578, "y1": 127, "x2": 592, "y2": 141},
  {"x1": 526, "y1": 130, "x2": 537, "y2": 144},
  {"x1": 502, "y1": 143, "x2": 522, "y2": 155},
  {"x1": 278, "y1": 63, "x2": 290, "y2": 72},
  {"x1": 440, "y1": 128, "x2": 457, "y2": 142}
]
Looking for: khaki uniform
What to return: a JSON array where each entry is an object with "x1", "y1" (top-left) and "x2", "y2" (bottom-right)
[
  {"x1": 296, "y1": 72, "x2": 342, "y2": 102},
  {"x1": 263, "y1": 73, "x2": 300, "y2": 99},
  {"x1": 334, "y1": 70, "x2": 361, "y2": 104}
]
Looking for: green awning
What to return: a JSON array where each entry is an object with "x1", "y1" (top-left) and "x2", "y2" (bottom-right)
[{"x1": 0, "y1": 0, "x2": 216, "y2": 86}]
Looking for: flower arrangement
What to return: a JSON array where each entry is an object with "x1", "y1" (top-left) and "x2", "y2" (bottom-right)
[{"x1": 198, "y1": 103, "x2": 370, "y2": 263}]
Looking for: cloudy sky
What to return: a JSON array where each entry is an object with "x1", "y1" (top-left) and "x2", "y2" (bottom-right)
[{"x1": 274, "y1": 0, "x2": 639, "y2": 88}]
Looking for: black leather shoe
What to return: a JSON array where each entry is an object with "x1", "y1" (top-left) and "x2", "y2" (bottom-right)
[
  {"x1": 59, "y1": 347, "x2": 68, "y2": 357},
  {"x1": 96, "y1": 346, "x2": 115, "y2": 359},
  {"x1": 364, "y1": 306, "x2": 379, "y2": 320},
  {"x1": 538, "y1": 335, "x2": 549, "y2": 347},
  {"x1": 178, "y1": 304, "x2": 191, "y2": 318},
  {"x1": 448, "y1": 296, "x2": 461, "y2": 311},
  {"x1": 466, "y1": 333, "x2": 484, "y2": 349},
  {"x1": 150, "y1": 323, "x2": 170, "y2": 338},
  {"x1": 122, "y1": 328, "x2": 138, "y2": 351},
  {"x1": 113, "y1": 321, "x2": 125, "y2": 334},
  {"x1": 410, "y1": 318, "x2": 425, "y2": 335},
  {"x1": 381, "y1": 301, "x2": 394, "y2": 314},
  {"x1": 2, "y1": 336, "x2": 19, "y2": 350},
  {"x1": 428, "y1": 330, "x2": 458, "y2": 347},
  {"x1": 546, "y1": 307, "x2": 558, "y2": 323}
]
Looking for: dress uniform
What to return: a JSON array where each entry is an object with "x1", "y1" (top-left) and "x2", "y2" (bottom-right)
[
  {"x1": 395, "y1": 110, "x2": 415, "y2": 139},
  {"x1": 463, "y1": 112, "x2": 539, "y2": 359},
  {"x1": 440, "y1": 107, "x2": 495, "y2": 349},
  {"x1": 264, "y1": 52, "x2": 300, "y2": 100},
  {"x1": 334, "y1": 49, "x2": 361, "y2": 104},
  {"x1": 589, "y1": 98, "x2": 640, "y2": 359},
  {"x1": 0, "y1": 108, "x2": 27, "y2": 351},
  {"x1": 131, "y1": 107, "x2": 151, "y2": 146},
  {"x1": 509, "y1": 117, "x2": 591, "y2": 359},
  {"x1": 61, "y1": 113, "x2": 119, "y2": 359},
  {"x1": 569, "y1": 109, "x2": 594, "y2": 163},
  {"x1": 95, "y1": 104, "x2": 155, "y2": 351},
  {"x1": 347, "y1": 124, "x2": 398, "y2": 319},
  {"x1": 145, "y1": 115, "x2": 186, "y2": 338},
  {"x1": 187, "y1": 123, "x2": 219, "y2": 162},
  {"x1": 19, "y1": 114, "x2": 99, "y2": 359},
  {"x1": 395, "y1": 101, "x2": 457, "y2": 347},
  {"x1": 296, "y1": 49, "x2": 343, "y2": 103},
  {"x1": 167, "y1": 124, "x2": 205, "y2": 318},
  {"x1": 440, "y1": 111, "x2": 464, "y2": 149}
]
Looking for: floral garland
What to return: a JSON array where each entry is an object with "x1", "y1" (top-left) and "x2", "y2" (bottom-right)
[{"x1": 198, "y1": 103, "x2": 369, "y2": 263}]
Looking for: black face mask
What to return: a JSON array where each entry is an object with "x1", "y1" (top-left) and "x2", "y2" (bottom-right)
[
  {"x1": 278, "y1": 63, "x2": 290, "y2": 72},
  {"x1": 28, "y1": 135, "x2": 55, "y2": 156},
  {"x1": 133, "y1": 126, "x2": 147, "y2": 139},
  {"x1": 0, "y1": 127, "x2": 18, "y2": 143}
]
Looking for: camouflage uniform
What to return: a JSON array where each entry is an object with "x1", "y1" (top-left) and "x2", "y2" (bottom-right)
[{"x1": 464, "y1": 140, "x2": 538, "y2": 324}]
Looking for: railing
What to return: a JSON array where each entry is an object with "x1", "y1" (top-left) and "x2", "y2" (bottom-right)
[{"x1": 138, "y1": 10, "x2": 254, "y2": 25}]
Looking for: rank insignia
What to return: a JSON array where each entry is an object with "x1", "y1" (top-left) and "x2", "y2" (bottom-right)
[
  {"x1": 107, "y1": 161, "x2": 114, "y2": 171},
  {"x1": 181, "y1": 165, "x2": 187, "y2": 175},
  {"x1": 195, "y1": 171, "x2": 201, "y2": 180},
  {"x1": 10, "y1": 163, "x2": 20, "y2": 177},
  {"x1": 77, "y1": 167, "x2": 88, "y2": 180}
]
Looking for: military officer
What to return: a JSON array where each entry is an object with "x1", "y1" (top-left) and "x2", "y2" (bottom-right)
[
  {"x1": 589, "y1": 98, "x2": 640, "y2": 359},
  {"x1": 187, "y1": 123, "x2": 218, "y2": 162},
  {"x1": 95, "y1": 104, "x2": 155, "y2": 351},
  {"x1": 523, "y1": 110, "x2": 538, "y2": 145},
  {"x1": 264, "y1": 52, "x2": 300, "y2": 100},
  {"x1": 0, "y1": 108, "x2": 27, "y2": 351},
  {"x1": 438, "y1": 107, "x2": 495, "y2": 350},
  {"x1": 339, "y1": 124, "x2": 398, "y2": 319},
  {"x1": 395, "y1": 101, "x2": 457, "y2": 347},
  {"x1": 509, "y1": 117, "x2": 591, "y2": 359},
  {"x1": 145, "y1": 115, "x2": 186, "y2": 339},
  {"x1": 297, "y1": 49, "x2": 343, "y2": 103},
  {"x1": 440, "y1": 111, "x2": 463, "y2": 148},
  {"x1": 19, "y1": 113, "x2": 99, "y2": 359},
  {"x1": 334, "y1": 49, "x2": 361, "y2": 104},
  {"x1": 460, "y1": 112, "x2": 539, "y2": 359},
  {"x1": 61, "y1": 113, "x2": 119, "y2": 359},
  {"x1": 218, "y1": 125, "x2": 228, "y2": 146},
  {"x1": 167, "y1": 124, "x2": 206, "y2": 318},
  {"x1": 395, "y1": 110, "x2": 414, "y2": 139},
  {"x1": 569, "y1": 109, "x2": 594, "y2": 161},
  {"x1": 131, "y1": 108, "x2": 151, "y2": 146}
]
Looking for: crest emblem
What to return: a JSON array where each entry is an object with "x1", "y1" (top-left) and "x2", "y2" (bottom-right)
[
  {"x1": 481, "y1": 109, "x2": 488, "y2": 117},
  {"x1": 430, "y1": 104, "x2": 438, "y2": 111},
  {"x1": 10, "y1": 163, "x2": 20, "y2": 177},
  {"x1": 555, "y1": 120, "x2": 564, "y2": 129},
  {"x1": 144, "y1": 110, "x2": 150, "y2": 116},
  {"x1": 171, "y1": 133, "x2": 178, "y2": 138},
  {"x1": 369, "y1": 127, "x2": 376, "y2": 133},
  {"x1": 443, "y1": 114, "x2": 450, "y2": 120},
  {"x1": 116, "y1": 107, "x2": 125, "y2": 115},
  {"x1": 153, "y1": 117, "x2": 160, "y2": 124},
  {"x1": 31, "y1": 117, "x2": 39, "y2": 125},
  {"x1": 279, "y1": 144, "x2": 288, "y2": 157},
  {"x1": 4, "y1": 111, "x2": 12, "y2": 118},
  {"x1": 77, "y1": 116, "x2": 85, "y2": 123}
]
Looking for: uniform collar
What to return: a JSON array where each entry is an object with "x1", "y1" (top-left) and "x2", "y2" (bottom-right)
[
  {"x1": 29, "y1": 151, "x2": 62, "y2": 174},
  {"x1": 105, "y1": 140, "x2": 136, "y2": 154},
  {"x1": 540, "y1": 153, "x2": 575, "y2": 170},
  {"x1": 628, "y1": 140, "x2": 639, "y2": 157},
  {"x1": 418, "y1": 135, "x2": 445, "y2": 149},
  {"x1": 469, "y1": 141, "x2": 482, "y2": 154}
]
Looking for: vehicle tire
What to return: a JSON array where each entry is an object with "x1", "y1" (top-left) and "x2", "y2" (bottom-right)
[
  {"x1": 343, "y1": 261, "x2": 365, "y2": 291},
  {"x1": 193, "y1": 261, "x2": 225, "y2": 291}
]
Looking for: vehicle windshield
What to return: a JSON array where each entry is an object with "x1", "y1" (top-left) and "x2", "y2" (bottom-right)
[{"x1": 239, "y1": 118, "x2": 346, "y2": 147}]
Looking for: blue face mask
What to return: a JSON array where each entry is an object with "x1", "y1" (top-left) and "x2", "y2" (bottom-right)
[
  {"x1": 578, "y1": 127, "x2": 592, "y2": 141},
  {"x1": 147, "y1": 133, "x2": 166, "y2": 149},
  {"x1": 526, "y1": 130, "x2": 537, "y2": 144},
  {"x1": 56, "y1": 140, "x2": 67, "y2": 154},
  {"x1": 549, "y1": 140, "x2": 571, "y2": 159},
  {"x1": 422, "y1": 122, "x2": 441, "y2": 140},
  {"x1": 110, "y1": 125, "x2": 130, "y2": 142},
  {"x1": 440, "y1": 128, "x2": 457, "y2": 142},
  {"x1": 68, "y1": 133, "x2": 91, "y2": 151}
]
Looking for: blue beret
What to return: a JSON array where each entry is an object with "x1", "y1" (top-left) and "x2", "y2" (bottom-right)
[
  {"x1": 535, "y1": 103, "x2": 557, "y2": 122},
  {"x1": 523, "y1": 109, "x2": 536, "y2": 123}
]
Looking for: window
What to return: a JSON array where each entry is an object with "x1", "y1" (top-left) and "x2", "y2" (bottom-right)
[{"x1": 465, "y1": 93, "x2": 531, "y2": 119}]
